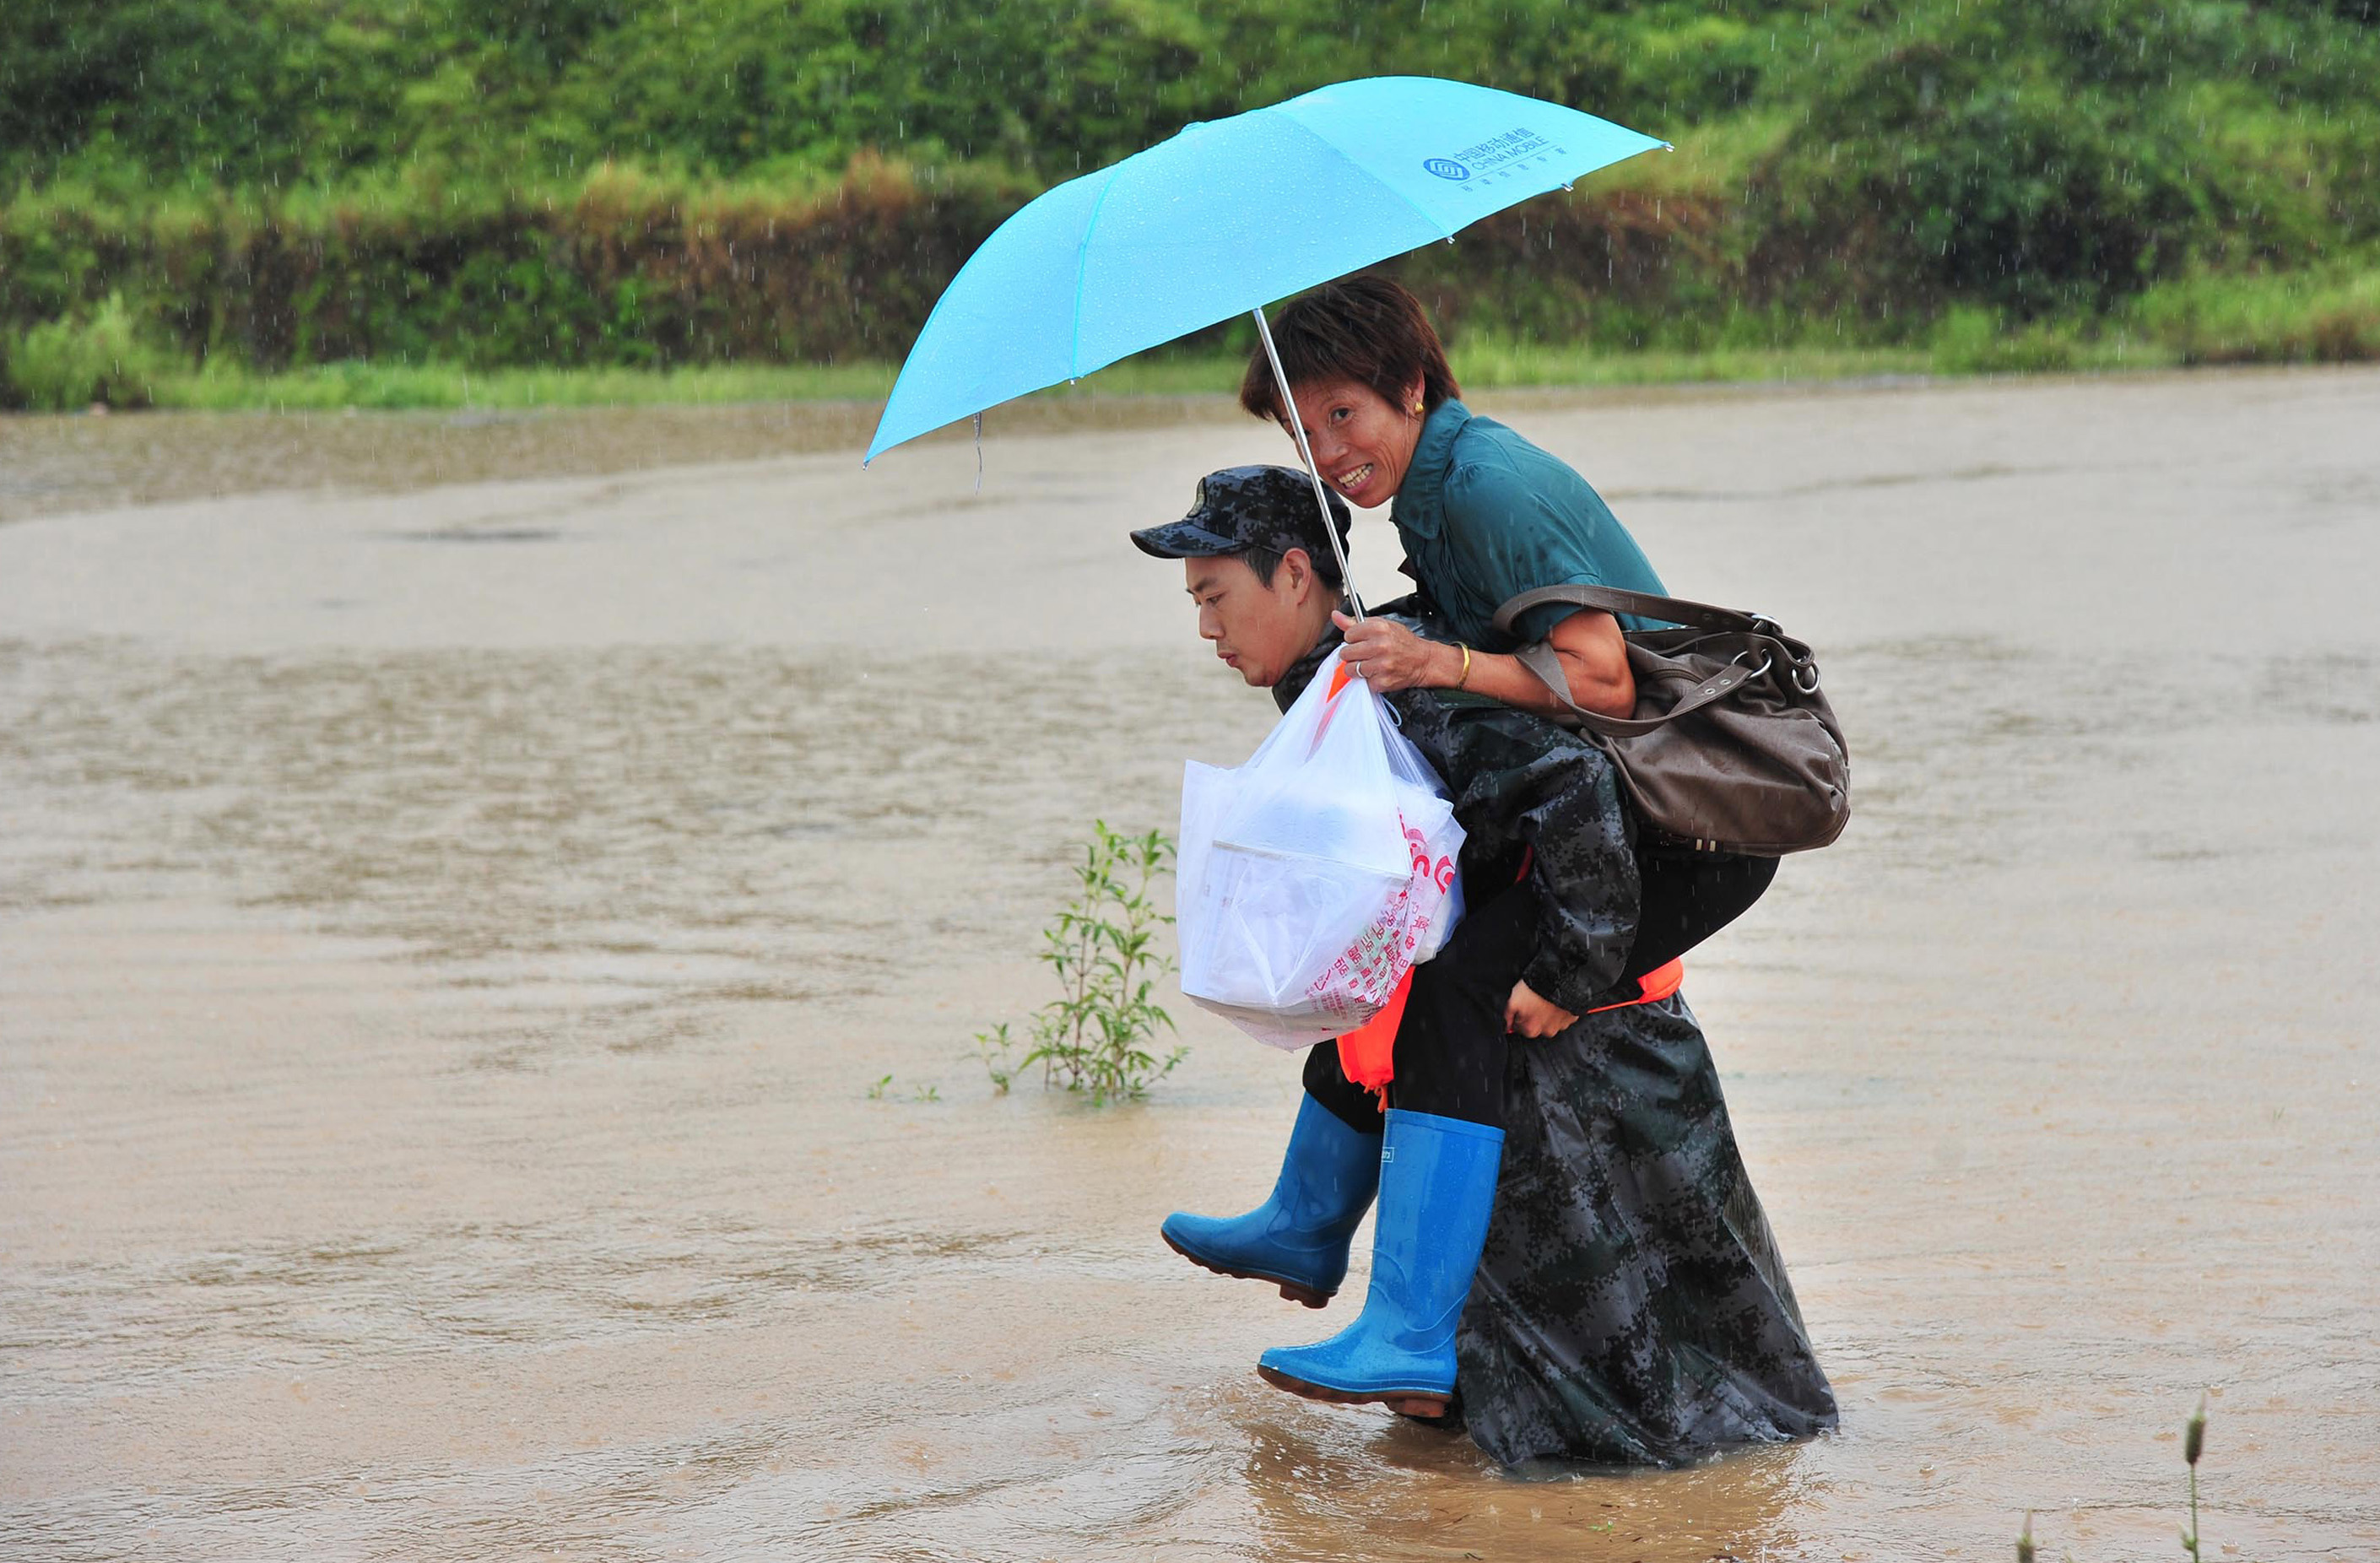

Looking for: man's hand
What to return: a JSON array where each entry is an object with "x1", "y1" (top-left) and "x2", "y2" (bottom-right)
[
  {"x1": 1333, "y1": 611, "x2": 1458, "y2": 692},
  {"x1": 1504, "y1": 979, "x2": 1579, "y2": 1038}
]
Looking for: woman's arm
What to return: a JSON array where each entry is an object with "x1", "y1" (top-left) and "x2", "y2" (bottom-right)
[{"x1": 1335, "y1": 608, "x2": 1636, "y2": 719}]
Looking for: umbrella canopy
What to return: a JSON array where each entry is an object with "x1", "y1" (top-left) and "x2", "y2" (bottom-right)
[{"x1": 863, "y1": 76, "x2": 1664, "y2": 464}]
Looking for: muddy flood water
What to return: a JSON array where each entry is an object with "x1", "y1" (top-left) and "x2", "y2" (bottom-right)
[{"x1": 3, "y1": 369, "x2": 2377, "y2": 1561}]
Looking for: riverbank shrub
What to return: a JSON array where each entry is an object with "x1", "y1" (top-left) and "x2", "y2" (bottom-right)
[
  {"x1": 1928, "y1": 306, "x2": 2081, "y2": 376},
  {"x1": 2133, "y1": 264, "x2": 2380, "y2": 364},
  {"x1": 0, "y1": 156, "x2": 1037, "y2": 376},
  {"x1": 3, "y1": 292, "x2": 170, "y2": 409},
  {"x1": 0, "y1": 162, "x2": 1740, "y2": 382}
]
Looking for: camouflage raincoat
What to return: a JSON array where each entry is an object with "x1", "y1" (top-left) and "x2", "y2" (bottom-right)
[{"x1": 1276, "y1": 603, "x2": 1838, "y2": 1468}]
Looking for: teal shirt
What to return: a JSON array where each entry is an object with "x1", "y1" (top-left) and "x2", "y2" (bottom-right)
[{"x1": 1389, "y1": 399, "x2": 1667, "y2": 648}]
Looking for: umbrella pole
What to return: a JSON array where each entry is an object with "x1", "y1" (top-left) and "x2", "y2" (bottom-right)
[{"x1": 1252, "y1": 306, "x2": 1366, "y2": 621}]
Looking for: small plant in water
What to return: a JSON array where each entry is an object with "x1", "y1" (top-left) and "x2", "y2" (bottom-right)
[
  {"x1": 863, "y1": 1072, "x2": 944, "y2": 1103},
  {"x1": 2014, "y1": 1398, "x2": 2221, "y2": 1561},
  {"x1": 2181, "y1": 1393, "x2": 2208, "y2": 1561},
  {"x1": 974, "y1": 1021, "x2": 1015, "y2": 1095},
  {"x1": 978, "y1": 821, "x2": 1182, "y2": 1104}
]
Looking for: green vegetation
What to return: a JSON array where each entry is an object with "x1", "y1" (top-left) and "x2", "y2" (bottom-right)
[
  {"x1": 3, "y1": 289, "x2": 171, "y2": 409},
  {"x1": 2182, "y1": 1393, "x2": 2210, "y2": 1562},
  {"x1": 143, "y1": 356, "x2": 897, "y2": 412},
  {"x1": 977, "y1": 822, "x2": 1183, "y2": 1105},
  {"x1": 6, "y1": 0, "x2": 2378, "y2": 408},
  {"x1": 2015, "y1": 1396, "x2": 2249, "y2": 1563},
  {"x1": 2135, "y1": 263, "x2": 2380, "y2": 364},
  {"x1": 108, "y1": 284, "x2": 2380, "y2": 414}
]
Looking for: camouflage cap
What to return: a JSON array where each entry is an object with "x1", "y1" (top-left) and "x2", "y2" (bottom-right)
[{"x1": 1130, "y1": 465, "x2": 1351, "y2": 576}]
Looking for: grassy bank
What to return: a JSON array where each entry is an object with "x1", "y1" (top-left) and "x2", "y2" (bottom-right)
[
  {"x1": 136, "y1": 358, "x2": 900, "y2": 413},
  {"x1": 122, "y1": 344, "x2": 1939, "y2": 414},
  {"x1": 6, "y1": 2, "x2": 2376, "y2": 411},
  {"x1": 10, "y1": 204, "x2": 2374, "y2": 414},
  {"x1": 25, "y1": 266, "x2": 2363, "y2": 415}
]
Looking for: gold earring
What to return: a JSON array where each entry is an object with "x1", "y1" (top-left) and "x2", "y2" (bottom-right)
[{"x1": 1411, "y1": 402, "x2": 1424, "y2": 414}]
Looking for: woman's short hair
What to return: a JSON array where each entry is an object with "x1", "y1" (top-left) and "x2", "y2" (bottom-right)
[{"x1": 1237, "y1": 273, "x2": 1463, "y2": 425}]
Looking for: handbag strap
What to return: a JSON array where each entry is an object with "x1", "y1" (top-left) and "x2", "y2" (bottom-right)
[
  {"x1": 1513, "y1": 641, "x2": 1777, "y2": 738},
  {"x1": 1494, "y1": 581, "x2": 1813, "y2": 736},
  {"x1": 1491, "y1": 582, "x2": 1771, "y2": 638}
]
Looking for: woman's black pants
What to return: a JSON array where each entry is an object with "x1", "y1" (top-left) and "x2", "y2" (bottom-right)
[
  {"x1": 1628, "y1": 845, "x2": 1776, "y2": 974},
  {"x1": 1302, "y1": 885, "x2": 1535, "y2": 1135},
  {"x1": 1301, "y1": 850, "x2": 1775, "y2": 1136}
]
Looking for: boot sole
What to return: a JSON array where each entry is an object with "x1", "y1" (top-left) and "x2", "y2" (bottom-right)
[
  {"x1": 1256, "y1": 1364, "x2": 1451, "y2": 1420},
  {"x1": 1161, "y1": 1232, "x2": 1333, "y2": 1309}
]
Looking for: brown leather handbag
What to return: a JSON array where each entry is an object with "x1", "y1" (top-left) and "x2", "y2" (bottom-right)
[{"x1": 1492, "y1": 584, "x2": 1852, "y2": 856}]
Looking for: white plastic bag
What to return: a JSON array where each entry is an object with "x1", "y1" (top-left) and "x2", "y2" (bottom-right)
[{"x1": 1177, "y1": 649, "x2": 1466, "y2": 1050}]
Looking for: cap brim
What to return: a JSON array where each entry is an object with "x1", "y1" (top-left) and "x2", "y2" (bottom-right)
[{"x1": 1129, "y1": 519, "x2": 1246, "y2": 560}]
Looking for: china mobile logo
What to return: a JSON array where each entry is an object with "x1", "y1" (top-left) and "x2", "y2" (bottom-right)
[{"x1": 1403, "y1": 823, "x2": 1457, "y2": 890}]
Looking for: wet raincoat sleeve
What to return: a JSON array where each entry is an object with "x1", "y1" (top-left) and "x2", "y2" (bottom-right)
[
  {"x1": 1393, "y1": 689, "x2": 1641, "y2": 1018},
  {"x1": 1452, "y1": 720, "x2": 1641, "y2": 1017}
]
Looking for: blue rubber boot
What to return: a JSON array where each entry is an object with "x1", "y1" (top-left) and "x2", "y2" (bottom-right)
[
  {"x1": 1255, "y1": 1107, "x2": 1504, "y2": 1415},
  {"x1": 1161, "y1": 1093, "x2": 1381, "y2": 1309}
]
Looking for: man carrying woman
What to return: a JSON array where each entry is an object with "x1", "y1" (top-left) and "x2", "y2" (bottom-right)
[{"x1": 1132, "y1": 275, "x2": 1835, "y2": 1465}]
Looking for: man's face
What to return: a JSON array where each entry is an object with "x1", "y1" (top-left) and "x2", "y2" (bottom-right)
[{"x1": 1184, "y1": 553, "x2": 1317, "y2": 688}]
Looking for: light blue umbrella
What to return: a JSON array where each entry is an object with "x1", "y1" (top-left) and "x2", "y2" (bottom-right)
[{"x1": 863, "y1": 74, "x2": 1665, "y2": 603}]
